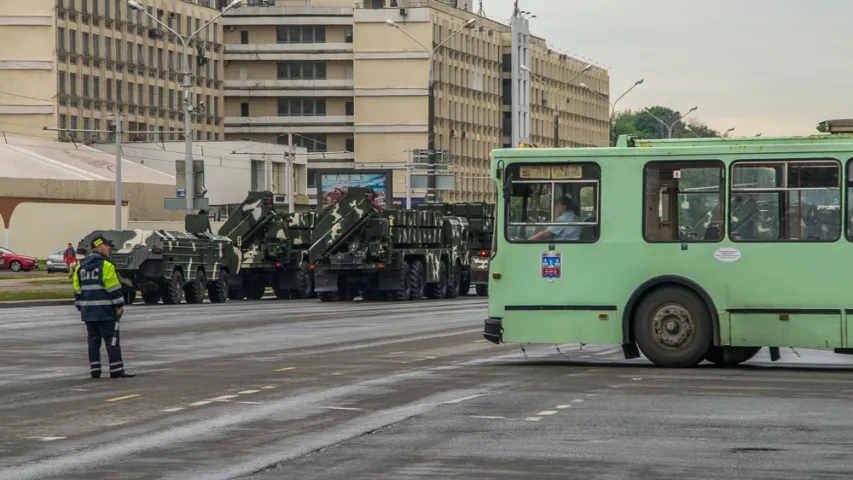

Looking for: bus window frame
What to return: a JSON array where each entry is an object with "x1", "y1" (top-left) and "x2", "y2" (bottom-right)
[
  {"x1": 728, "y1": 157, "x2": 842, "y2": 243},
  {"x1": 847, "y1": 159, "x2": 853, "y2": 243},
  {"x1": 641, "y1": 159, "x2": 726, "y2": 244},
  {"x1": 502, "y1": 161, "x2": 601, "y2": 244}
]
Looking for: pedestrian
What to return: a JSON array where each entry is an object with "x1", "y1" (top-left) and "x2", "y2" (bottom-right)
[
  {"x1": 64, "y1": 242, "x2": 77, "y2": 279},
  {"x1": 72, "y1": 235, "x2": 135, "y2": 379}
]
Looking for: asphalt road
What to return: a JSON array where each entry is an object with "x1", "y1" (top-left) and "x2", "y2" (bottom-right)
[{"x1": 2, "y1": 297, "x2": 853, "y2": 479}]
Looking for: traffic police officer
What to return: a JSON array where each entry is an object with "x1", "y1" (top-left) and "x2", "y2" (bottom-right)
[{"x1": 73, "y1": 235, "x2": 135, "y2": 379}]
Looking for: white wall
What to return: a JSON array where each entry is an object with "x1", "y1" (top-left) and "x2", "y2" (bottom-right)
[
  {"x1": 128, "y1": 220, "x2": 227, "y2": 233},
  {"x1": 8, "y1": 203, "x2": 129, "y2": 258}
]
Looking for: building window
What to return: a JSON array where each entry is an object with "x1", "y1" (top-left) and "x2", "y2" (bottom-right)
[
  {"x1": 731, "y1": 159, "x2": 841, "y2": 242},
  {"x1": 277, "y1": 61, "x2": 326, "y2": 80},
  {"x1": 93, "y1": 77, "x2": 100, "y2": 99},
  {"x1": 345, "y1": 101, "x2": 354, "y2": 116},
  {"x1": 505, "y1": 162, "x2": 601, "y2": 243},
  {"x1": 82, "y1": 75, "x2": 90, "y2": 98},
  {"x1": 93, "y1": 35, "x2": 100, "y2": 57},
  {"x1": 168, "y1": 51, "x2": 174, "y2": 71},
  {"x1": 58, "y1": 28, "x2": 65, "y2": 51},
  {"x1": 70, "y1": 73, "x2": 77, "y2": 96},
  {"x1": 240, "y1": 31, "x2": 249, "y2": 44},
  {"x1": 345, "y1": 137, "x2": 354, "y2": 152},
  {"x1": 643, "y1": 161, "x2": 725, "y2": 242},
  {"x1": 276, "y1": 26, "x2": 326, "y2": 44},
  {"x1": 106, "y1": 79, "x2": 112, "y2": 100},
  {"x1": 58, "y1": 72, "x2": 66, "y2": 94},
  {"x1": 279, "y1": 133, "x2": 326, "y2": 153},
  {"x1": 277, "y1": 98, "x2": 326, "y2": 116},
  {"x1": 69, "y1": 30, "x2": 76, "y2": 54},
  {"x1": 82, "y1": 32, "x2": 89, "y2": 55},
  {"x1": 502, "y1": 54, "x2": 512, "y2": 72},
  {"x1": 345, "y1": 28, "x2": 353, "y2": 43},
  {"x1": 240, "y1": 102, "x2": 249, "y2": 117},
  {"x1": 250, "y1": 159, "x2": 264, "y2": 190}
]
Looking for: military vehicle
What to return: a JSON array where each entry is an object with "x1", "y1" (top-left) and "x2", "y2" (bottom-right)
[
  {"x1": 416, "y1": 201, "x2": 494, "y2": 296},
  {"x1": 309, "y1": 187, "x2": 472, "y2": 302},
  {"x1": 77, "y1": 214, "x2": 240, "y2": 305},
  {"x1": 217, "y1": 191, "x2": 316, "y2": 300}
]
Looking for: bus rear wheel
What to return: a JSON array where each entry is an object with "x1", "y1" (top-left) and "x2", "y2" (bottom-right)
[
  {"x1": 633, "y1": 286, "x2": 712, "y2": 368},
  {"x1": 703, "y1": 346, "x2": 760, "y2": 366}
]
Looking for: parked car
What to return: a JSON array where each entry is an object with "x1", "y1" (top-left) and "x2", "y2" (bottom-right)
[
  {"x1": 0, "y1": 247, "x2": 39, "y2": 272},
  {"x1": 46, "y1": 249, "x2": 70, "y2": 273}
]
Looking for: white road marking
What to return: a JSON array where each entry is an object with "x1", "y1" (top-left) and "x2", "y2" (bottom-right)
[
  {"x1": 261, "y1": 386, "x2": 275, "y2": 389},
  {"x1": 442, "y1": 394, "x2": 482, "y2": 404},
  {"x1": 70, "y1": 388, "x2": 88, "y2": 392},
  {"x1": 235, "y1": 401, "x2": 262, "y2": 405},
  {"x1": 28, "y1": 437, "x2": 66, "y2": 442},
  {"x1": 162, "y1": 407, "x2": 185, "y2": 413},
  {"x1": 572, "y1": 399, "x2": 584, "y2": 403},
  {"x1": 525, "y1": 416, "x2": 542, "y2": 421},
  {"x1": 189, "y1": 401, "x2": 213, "y2": 407},
  {"x1": 212, "y1": 395, "x2": 238, "y2": 402},
  {"x1": 470, "y1": 415, "x2": 504, "y2": 419},
  {"x1": 632, "y1": 377, "x2": 642, "y2": 381},
  {"x1": 323, "y1": 406, "x2": 363, "y2": 411},
  {"x1": 238, "y1": 390, "x2": 260, "y2": 395},
  {"x1": 537, "y1": 410, "x2": 557, "y2": 416},
  {"x1": 556, "y1": 405, "x2": 571, "y2": 409}
]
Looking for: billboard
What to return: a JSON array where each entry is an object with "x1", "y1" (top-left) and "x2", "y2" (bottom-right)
[{"x1": 316, "y1": 170, "x2": 393, "y2": 211}]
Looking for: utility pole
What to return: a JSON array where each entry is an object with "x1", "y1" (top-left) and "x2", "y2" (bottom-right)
[
  {"x1": 287, "y1": 132, "x2": 294, "y2": 213},
  {"x1": 553, "y1": 111, "x2": 559, "y2": 147},
  {"x1": 406, "y1": 149, "x2": 412, "y2": 209},
  {"x1": 42, "y1": 123, "x2": 184, "y2": 230},
  {"x1": 129, "y1": 0, "x2": 243, "y2": 215},
  {"x1": 386, "y1": 18, "x2": 476, "y2": 203}
]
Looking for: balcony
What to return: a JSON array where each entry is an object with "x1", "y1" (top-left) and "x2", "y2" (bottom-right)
[
  {"x1": 225, "y1": 115, "x2": 353, "y2": 127},
  {"x1": 224, "y1": 79, "x2": 353, "y2": 93}
]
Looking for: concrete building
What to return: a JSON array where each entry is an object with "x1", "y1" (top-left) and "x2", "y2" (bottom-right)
[
  {"x1": 222, "y1": 0, "x2": 610, "y2": 204},
  {"x1": 0, "y1": 134, "x2": 180, "y2": 256},
  {"x1": 0, "y1": 0, "x2": 225, "y2": 143},
  {"x1": 92, "y1": 140, "x2": 310, "y2": 218}
]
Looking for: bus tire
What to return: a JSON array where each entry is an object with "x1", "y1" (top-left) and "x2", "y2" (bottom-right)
[
  {"x1": 633, "y1": 286, "x2": 712, "y2": 368},
  {"x1": 703, "y1": 346, "x2": 760, "y2": 366}
]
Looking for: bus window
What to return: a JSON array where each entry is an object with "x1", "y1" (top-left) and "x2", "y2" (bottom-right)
[
  {"x1": 643, "y1": 161, "x2": 724, "y2": 242},
  {"x1": 504, "y1": 163, "x2": 600, "y2": 243},
  {"x1": 731, "y1": 160, "x2": 840, "y2": 242}
]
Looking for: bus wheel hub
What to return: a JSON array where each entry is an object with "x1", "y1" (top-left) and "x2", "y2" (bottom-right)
[{"x1": 652, "y1": 305, "x2": 693, "y2": 348}]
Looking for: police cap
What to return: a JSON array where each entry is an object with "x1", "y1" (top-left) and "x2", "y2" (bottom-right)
[{"x1": 91, "y1": 235, "x2": 115, "y2": 249}]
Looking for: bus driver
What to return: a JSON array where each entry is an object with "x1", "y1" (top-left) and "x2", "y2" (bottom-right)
[{"x1": 528, "y1": 192, "x2": 582, "y2": 241}]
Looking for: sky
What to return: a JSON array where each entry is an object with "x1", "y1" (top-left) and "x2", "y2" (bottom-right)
[{"x1": 479, "y1": 0, "x2": 853, "y2": 137}]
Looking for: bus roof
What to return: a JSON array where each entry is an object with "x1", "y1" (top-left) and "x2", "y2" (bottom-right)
[{"x1": 492, "y1": 130, "x2": 853, "y2": 160}]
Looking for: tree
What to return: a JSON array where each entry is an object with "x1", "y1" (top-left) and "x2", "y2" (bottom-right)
[{"x1": 613, "y1": 106, "x2": 721, "y2": 141}]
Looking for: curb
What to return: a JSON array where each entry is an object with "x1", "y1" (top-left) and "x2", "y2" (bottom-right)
[{"x1": 0, "y1": 298, "x2": 75, "y2": 309}]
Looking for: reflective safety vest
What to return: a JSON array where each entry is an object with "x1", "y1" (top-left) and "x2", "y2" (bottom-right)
[{"x1": 72, "y1": 253, "x2": 125, "y2": 322}]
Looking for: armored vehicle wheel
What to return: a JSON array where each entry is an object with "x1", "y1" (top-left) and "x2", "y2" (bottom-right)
[
  {"x1": 704, "y1": 346, "x2": 761, "y2": 366},
  {"x1": 208, "y1": 271, "x2": 228, "y2": 304},
  {"x1": 184, "y1": 269, "x2": 206, "y2": 304},
  {"x1": 475, "y1": 285, "x2": 488, "y2": 296},
  {"x1": 633, "y1": 286, "x2": 713, "y2": 368},
  {"x1": 390, "y1": 262, "x2": 411, "y2": 301},
  {"x1": 161, "y1": 270, "x2": 185, "y2": 305},
  {"x1": 426, "y1": 261, "x2": 448, "y2": 300},
  {"x1": 142, "y1": 290, "x2": 161, "y2": 305},
  {"x1": 247, "y1": 279, "x2": 266, "y2": 300},
  {"x1": 290, "y1": 262, "x2": 313, "y2": 299},
  {"x1": 446, "y1": 263, "x2": 461, "y2": 299},
  {"x1": 228, "y1": 288, "x2": 245, "y2": 301},
  {"x1": 408, "y1": 259, "x2": 425, "y2": 300},
  {"x1": 123, "y1": 289, "x2": 137, "y2": 305}
]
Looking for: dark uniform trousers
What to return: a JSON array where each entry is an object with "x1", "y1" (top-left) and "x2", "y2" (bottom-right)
[{"x1": 73, "y1": 252, "x2": 127, "y2": 378}]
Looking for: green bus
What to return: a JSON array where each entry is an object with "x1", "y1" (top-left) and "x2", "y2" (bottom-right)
[{"x1": 483, "y1": 128, "x2": 853, "y2": 367}]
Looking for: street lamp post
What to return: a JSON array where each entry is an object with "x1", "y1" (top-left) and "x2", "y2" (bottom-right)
[
  {"x1": 608, "y1": 79, "x2": 643, "y2": 146},
  {"x1": 521, "y1": 64, "x2": 591, "y2": 148},
  {"x1": 644, "y1": 106, "x2": 698, "y2": 138},
  {"x1": 128, "y1": 0, "x2": 242, "y2": 215},
  {"x1": 386, "y1": 17, "x2": 475, "y2": 202}
]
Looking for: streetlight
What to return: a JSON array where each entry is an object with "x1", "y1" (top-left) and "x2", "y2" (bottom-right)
[
  {"x1": 644, "y1": 106, "x2": 697, "y2": 139},
  {"x1": 386, "y1": 17, "x2": 476, "y2": 202},
  {"x1": 128, "y1": 0, "x2": 242, "y2": 215},
  {"x1": 608, "y1": 79, "x2": 643, "y2": 146},
  {"x1": 521, "y1": 64, "x2": 592, "y2": 147}
]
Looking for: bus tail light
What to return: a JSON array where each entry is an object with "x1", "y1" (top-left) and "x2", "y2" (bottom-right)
[
  {"x1": 492, "y1": 272, "x2": 501, "y2": 279},
  {"x1": 480, "y1": 250, "x2": 488, "y2": 257},
  {"x1": 152, "y1": 248, "x2": 162, "y2": 254}
]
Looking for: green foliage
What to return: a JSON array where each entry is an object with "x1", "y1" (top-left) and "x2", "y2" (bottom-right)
[{"x1": 613, "y1": 106, "x2": 722, "y2": 140}]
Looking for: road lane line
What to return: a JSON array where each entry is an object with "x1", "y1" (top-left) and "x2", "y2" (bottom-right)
[
  {"x1": 261, "y1": 386, "x2": 275, "y2": 389},
  {"x1": 238, "y1": 390, "x2": 260, "y2": 394},
  {"x1": 572, "y1": 399, "x2": 584, "y2": 403},
  {"x1": 105, "y1": 394, "x2": 140, "y2": 402},
  {"x1": 470, "y1": 415, "x2": 504, "y2": 419},
  {"x1": 525, "y1": 417, "x2": 541, "y2": 421},
  {"x1": 323, "y1": 406, "x2": 363, "y2": 411},
  {"x1": 556, "y1": 405, "x2": 571, "y2": 409},
  {"x1": 442, "y1": 394, "x2": 482, "y2": 404},
  {"x1": 389, "y1": 352, "x2": 406, "y2": 355},
  {"x1": 273, "y1": 367, "x2": 296, "y2": 372},
  {"x1": 162, "y1": 408, "x2": 185, "y2": 413},
  {"x1": 212, "y1": 395, "x2": 238, "y2": 402},
  {"x1": 189, "y1": 400, "x2": 213, "y2": 407},
  {"x1": 474, "y1": 339, "x2": 487, "y2": 343},
  {"x1": 235, "y1": 401, "x2": 262, "y2": 405},
  {"x1": 537, "y1": 410, "x2": 557, "y2": 416}
]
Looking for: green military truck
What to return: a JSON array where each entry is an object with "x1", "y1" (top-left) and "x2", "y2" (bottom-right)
[
  {"x1": 217, "y1": 191, "x2": 315, "y2": 300},
  {"x1": 77, "y1": 213, "x2": 239, "y2": 305},
  {"x1": 416, "y1": 201, "x2": 494, "y2": 296},
  {"x1": 309, "y1": 187, "x2": 472, "y2": 302}
]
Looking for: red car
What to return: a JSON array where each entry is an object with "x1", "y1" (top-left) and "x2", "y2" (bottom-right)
[{"x1": 0, "y1": 247, "x2": 39, "y2": 272}]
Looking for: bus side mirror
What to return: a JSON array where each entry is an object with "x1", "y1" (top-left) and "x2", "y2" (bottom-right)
[{"x1": 503, "y1": 172, "x2": 514, "y2": 198}]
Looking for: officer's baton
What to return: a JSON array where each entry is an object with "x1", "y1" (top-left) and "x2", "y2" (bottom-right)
[{"x1": 111, "y1": 312, "x2": 122, "y2": 347}]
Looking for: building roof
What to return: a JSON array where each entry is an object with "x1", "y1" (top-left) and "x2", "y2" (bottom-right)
[{"x1": 0, "y1": 135, "x2": 176, "y2": 185}]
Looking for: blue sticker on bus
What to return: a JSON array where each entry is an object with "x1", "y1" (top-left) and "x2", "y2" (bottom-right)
[{"x1": 541, "y1": 252, "x2": 561, "y2": 280}]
